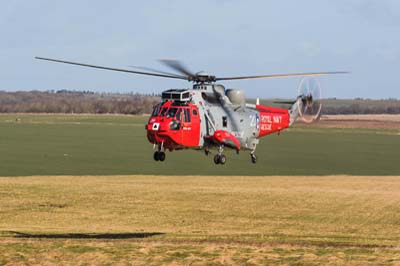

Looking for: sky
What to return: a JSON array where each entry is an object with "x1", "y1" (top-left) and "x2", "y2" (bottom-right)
[{"x1": 1, "y1": 0, "x2": 399, "y2": 99}]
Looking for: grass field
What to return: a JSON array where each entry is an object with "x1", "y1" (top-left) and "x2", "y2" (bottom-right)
[
  {"x1": 1, "y1": 175, "x2": 400, "y2": 265},
  {"x1": 0, "y1": 114, "x2": 399, "y2": 176},
  {"x1": 0, "y1": 114, "x2": 399, "y2": 265}
]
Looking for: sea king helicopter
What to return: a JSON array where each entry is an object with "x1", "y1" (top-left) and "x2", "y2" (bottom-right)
[{"x1": 35, "y1": 57, "x2": 347, "y2": 164}]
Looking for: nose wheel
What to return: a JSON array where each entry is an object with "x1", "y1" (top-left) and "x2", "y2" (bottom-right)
[
  {"x1": 153, "y1": 151, "x2": 166, "y2": 162},
  {"x1": 153, "y1": 143, "x2": 166, "y2": 162}
]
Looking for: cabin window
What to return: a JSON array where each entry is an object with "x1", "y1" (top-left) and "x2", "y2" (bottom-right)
[
  {"x1": 175, "y1": 109, "x2": 182, "y2": 120},
  {"x1": 169, "y1": 120, "x2": 180, "y2": 130},
  {"x1": 222, "y1": 116, "x2": 227, "y2": 127},
  {"x1": 192, "y1": 109, "x2": 198, "y2": 116},
  {"x1": 184, "y1": 108, "x2": 191, "y2": 122},
  {"x1": 166, "y1": 108, "x2": 178, "y2": 118},
  {"x1": 160, "y1": 107, "x2": 168, "y2": 117}
]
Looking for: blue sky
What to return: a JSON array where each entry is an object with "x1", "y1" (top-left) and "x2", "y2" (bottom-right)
[{"x1": 1, "y1": 0, "x2": 399, "y2": 99}]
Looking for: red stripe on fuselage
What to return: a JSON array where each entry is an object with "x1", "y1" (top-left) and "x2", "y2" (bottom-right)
[{"x1": 256, "y1": 105, "x2": 290, "y2": 138}]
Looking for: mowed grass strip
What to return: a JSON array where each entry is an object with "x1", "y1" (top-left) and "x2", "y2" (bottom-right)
[
  {"x1": 0, "y1": 114, "x2": 399, "y2": 176},
  {"x1": 0, "y1": 175, "x2": 399, "y2": 265}
]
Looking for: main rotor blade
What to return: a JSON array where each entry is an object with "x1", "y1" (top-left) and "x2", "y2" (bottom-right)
[
  {"x1": 159, "y1": 59, "x2": 195, "y2": 78},
  {"x1": 35, "y1": 57, "x2": 188, "y2": 80},
  {"x1": 215, "y1": 71, "x2": 349, "y2": 81},
  {"x1": 128, "y1": 65, "x2": 186, "y2": 78}
]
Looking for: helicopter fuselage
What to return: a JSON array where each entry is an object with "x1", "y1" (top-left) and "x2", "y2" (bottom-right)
[
  {"x1": 146, "y1": 83, "x2": 291, "y2": 155},
  {"x1": 34, "y1": 56, "x2": 331, "y2": 164}
]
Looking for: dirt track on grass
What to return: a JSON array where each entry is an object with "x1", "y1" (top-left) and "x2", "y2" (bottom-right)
[{"x1": 303, "y1": 114, "x2": 400, "y2": 129}]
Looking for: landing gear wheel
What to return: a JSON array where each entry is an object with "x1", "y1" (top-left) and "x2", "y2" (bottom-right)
[
  {"x1": 213, "y1": 154, "x2": 226, "y2": 165},
  {"x1": 158, "y1": 151, "x2": 166, "y2": 162},
  {"x1": 251, "y1": 154, "x2": 257, "y2": 164},
  {"x1": 153, "y1": 151, "x2": 160, "y2": 161},
  {"x1": 213, "y1": 154, "x2": 220, "y2": 165},
  {"x1": 219, "y1": 154, "x2": 226, "y2": 165}
]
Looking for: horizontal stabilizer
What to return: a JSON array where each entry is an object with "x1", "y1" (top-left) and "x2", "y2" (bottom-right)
[{"x1": 273, "y1": 100, "x2": 297, "y2": 105}]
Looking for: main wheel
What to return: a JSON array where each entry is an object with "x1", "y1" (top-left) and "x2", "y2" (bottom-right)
[
  {"x1": 153, "y1": 151, "x2": 160, "y2": 161},
  {"x1": 213, "y1": 154, "x2": 220, "y2": 164},
  {"x1": 158, "y1": 151, "x2": 166, "y2": 162},
  {"x1": 251, "y1": 154, "x2": 257, "y2": 164},
  {"x1": 219, "y1": 154, "x2": 226, "y2": 165}
]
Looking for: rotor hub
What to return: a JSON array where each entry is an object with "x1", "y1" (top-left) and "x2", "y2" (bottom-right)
[{"x1": 190, "y1": 71, "x2": 216, "y2": 83}]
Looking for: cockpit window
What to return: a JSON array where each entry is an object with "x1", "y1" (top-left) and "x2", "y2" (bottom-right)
[
  {"x1": 166, "y1": 108, "x2": 178, "y2": 118},
  {"x1": 151, "y1": 106, "x2": 160, "y2": 117},
  {"x1": 175, "y1": 109, "x2": 182, "y2": 120},
  {"x1": 160, "y1": 107, "x2": 168, "y2": 117}
]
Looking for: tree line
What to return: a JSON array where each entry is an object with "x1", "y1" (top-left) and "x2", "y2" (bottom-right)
[
  {"x1": 0, "y1": 91, "x2": 160, "y2": 114},
  {"x1": 321, "y1": 99, "x2": 400, "y2": 114},
  {"x1": 0, "y1": 91, "x2": 399, "y2": 114}
]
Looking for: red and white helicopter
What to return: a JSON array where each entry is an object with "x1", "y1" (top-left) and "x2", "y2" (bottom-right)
[{"x1": 36, "y1": 57, "x2": 347, "y2": 164}]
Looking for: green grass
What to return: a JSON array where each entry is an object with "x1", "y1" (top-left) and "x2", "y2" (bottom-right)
[
  {"x1": 0, "y1": 113, "x2": 399, "y2": 176},
  {"x1": 0, "y1": 114, "x2": 399, "y2": 264},
  {"x1": 0, "y1": 175, "x2": 400, "y2": 265}
]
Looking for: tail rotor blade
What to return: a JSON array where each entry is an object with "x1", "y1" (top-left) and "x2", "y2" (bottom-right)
[{"x1": 297, "y1": 77, "x2": 323, "y2": 123}]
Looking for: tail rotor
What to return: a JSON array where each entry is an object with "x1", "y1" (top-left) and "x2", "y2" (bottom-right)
[{"x1": 297, "y1": 77, "x2": 322, "y2": 123}]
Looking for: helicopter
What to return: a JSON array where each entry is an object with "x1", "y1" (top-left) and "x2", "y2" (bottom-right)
[{"x1": 35, "y1": 57, "x2": 347, "y2": 164}]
